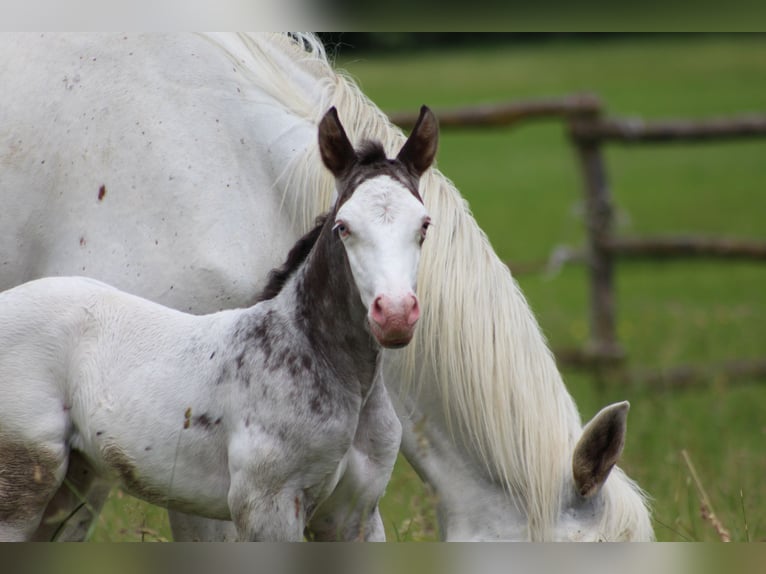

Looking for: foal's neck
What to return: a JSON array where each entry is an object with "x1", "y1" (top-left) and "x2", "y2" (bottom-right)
[{"x1": 290, "y1": 222, "x2": 379, "y2": 396}]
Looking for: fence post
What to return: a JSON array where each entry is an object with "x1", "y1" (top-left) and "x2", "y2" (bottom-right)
[{"x1": 570, "y1": 113, "x2": 625, "y2": 364}]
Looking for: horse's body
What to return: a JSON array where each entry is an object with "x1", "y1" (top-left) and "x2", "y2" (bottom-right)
[
  {"x1": 0, "y1": 33, "x2": 653, "y2": 540},
  {"x1": 0, "y1": 106, "x2": 436, "y2": 542}
]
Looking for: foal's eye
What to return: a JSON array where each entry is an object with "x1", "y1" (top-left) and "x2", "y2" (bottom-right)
[
  {"x1": 420, "y1": 217, "x2": 432, "y2": 241},
  {"x1": 333, "y1": 221, "x2": 350, "y2": 238}
]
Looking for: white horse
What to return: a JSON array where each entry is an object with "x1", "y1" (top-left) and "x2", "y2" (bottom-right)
[
  {"x1": 0, "y1": 33, "x2": 653, "y2": 541},
  {"x1": 0, "y1": 105, "x2": 437, "y2": 542}
]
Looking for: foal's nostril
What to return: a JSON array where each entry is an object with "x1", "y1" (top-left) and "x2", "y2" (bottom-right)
[
  {"x1": 369, "y1": 294, "x2": 419, "y2": 346},
  {"x1": 371, "y1": 296, "x2": 386, "y2": 326},
  {"x1": 371, "y1": 294, "x2": 419, "y2": 329},
  {"x1": 407, "y1": 296, "x2": 420, "y2": 326}
]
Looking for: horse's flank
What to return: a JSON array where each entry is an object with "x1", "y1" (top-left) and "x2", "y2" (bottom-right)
[{"x1": 219, "y1": 33, "x2": 652, "y2": 540}]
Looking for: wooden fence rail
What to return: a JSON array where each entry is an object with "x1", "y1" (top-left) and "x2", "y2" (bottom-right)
[
  {"x1": 390, "y1": 96, "x2": 766, "y2": 388},
  {"x1": 388, "y1": 94, "x2": 603, "y2": 129},
  {"x1": 569, "y1": 115, "x2": 766, "y2": 144},
  {"x1": 606, "y1": 236, "x2": 766, "y2": 261}
]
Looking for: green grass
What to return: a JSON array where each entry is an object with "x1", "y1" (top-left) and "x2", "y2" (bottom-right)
[
  {"x1": 89, "y1": 492, "x2": 171, "y2": 542},
  {"x1": 93, "y1": 35, "x2": 766, "y2": 542}
]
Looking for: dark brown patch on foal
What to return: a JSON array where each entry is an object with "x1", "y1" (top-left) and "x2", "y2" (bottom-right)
[
  {"x1": 193, "y1": 413, "x2": 213, "y2": 430},
  {"x1": 0, "y1": 441, "x2": 61, "y2": 524},
  {"x1": 191, "y1": 413, "x2": 223, "y2": 431}
]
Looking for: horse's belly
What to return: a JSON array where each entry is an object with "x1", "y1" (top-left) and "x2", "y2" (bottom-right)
[{"x1": 70, "y1": 428, "x2": 233, "y2": 520}]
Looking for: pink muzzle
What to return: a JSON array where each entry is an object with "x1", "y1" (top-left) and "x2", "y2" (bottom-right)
[{"x1": 368, "y1": 293, "x2": 420, "y2": 348}]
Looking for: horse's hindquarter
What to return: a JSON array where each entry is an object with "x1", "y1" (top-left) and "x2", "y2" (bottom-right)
[
  {"x1": 0, "y1": 33, "x2": 308, "y2": 314},
  {"x1": 0, "y1": 278, "x2": 88, "y2": 450},
  {"x1": 1, "y1": 278, "x2": 233, "y2": 516}
]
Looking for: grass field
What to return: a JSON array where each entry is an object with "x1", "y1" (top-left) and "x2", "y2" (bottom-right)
[{"x1": 92, "y1": 34, "x2": 766, "y2": 542}]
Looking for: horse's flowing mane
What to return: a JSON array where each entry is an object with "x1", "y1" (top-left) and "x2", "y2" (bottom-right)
[{"x1": 204, "y1": 32, "x2": 652, "y2": 541}]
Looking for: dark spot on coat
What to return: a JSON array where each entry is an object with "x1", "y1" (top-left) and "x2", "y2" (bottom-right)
[
  {"x1": 192, "y1": 414, "x2": 222, "y2": 431},
  {"x1": 286, "y1": 355, "x2": 300, "y2": 377},
  {"x1": 79, "y1": 236, "x2": 86, "y2": 247},
  {"x1": 267, "y1": 348, "x2": 291, "y2": 374},
  {"x1": 98, "y1": 185, "x2": 106, "y2": 201},
  {"x1": 215, "y1": 362, "x2": 233, "y2": 386},
  {"x1": 251, "y1": 318, "x2": 268, "y2": 341},
  {"x1": 193, "y1": 414, "x2": 213, "y2": 430}
]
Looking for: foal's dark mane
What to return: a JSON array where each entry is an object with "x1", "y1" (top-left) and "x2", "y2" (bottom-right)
[
  {"x1": 356, "y1": 140, "x2": 387, "y2": 165},
  {"x1": 254, "y1": 213, "x2": 329, "y2": 303}
]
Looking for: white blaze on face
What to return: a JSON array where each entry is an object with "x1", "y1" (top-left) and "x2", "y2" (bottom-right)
[{"x1": 335, "y1": 175, "x2": 430, "y2": 348}]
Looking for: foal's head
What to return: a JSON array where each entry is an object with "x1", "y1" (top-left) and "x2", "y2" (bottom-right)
[{"x1": 318, "y1": 106, "x2": 437, "y2": 348}]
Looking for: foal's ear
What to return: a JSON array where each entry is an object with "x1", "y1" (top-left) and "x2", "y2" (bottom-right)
[
  {"x1": 572, "y1": 401, "x2": 630, "y2": 498},
  {"x1": 397, "y1": 105, "x2": 439, "y2": 179},
  {"x1": 318, "y1": 106, "x2": 357, "y2": 177}
]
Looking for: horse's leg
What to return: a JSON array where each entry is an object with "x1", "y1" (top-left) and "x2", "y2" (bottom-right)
[
  {"x1": 0, "y1": 440, "x2": 68, "y2": 541},
  {"x1": 30, "y1": 450, "x2": 111, "y2": 541},
  {"x1": 168, "y1": 510, "x2": 238, "y2": 542},
  {"x1": 227, "y1": 482, "x2": 305, "y2": 541},
  {"x1": 307, "y1": 378, "x2": 401, "y2": 541}
]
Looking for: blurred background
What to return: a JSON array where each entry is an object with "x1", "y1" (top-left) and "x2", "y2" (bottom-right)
[{"x1": 95, "y1": 33, "x2": 766, "y2": 542}]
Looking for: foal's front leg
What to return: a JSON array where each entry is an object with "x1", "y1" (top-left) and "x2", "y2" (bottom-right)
[
  {"x1": 307, "y1": 378, "x2": 401, "y2": 541},
  {"x1": 167, "y1": 510, "x2": 238, "y2": 542},
  {"x1": 227, "y1": 477, "x2": 305, "y2": 541},
  {"x1": 226, "y1": 437, "x2": 306, "y2": 541}
]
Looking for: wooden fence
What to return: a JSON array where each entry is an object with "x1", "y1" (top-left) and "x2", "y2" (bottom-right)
[{"x1": 391, "y1": 95, "x2": 766, "y2": 388}]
